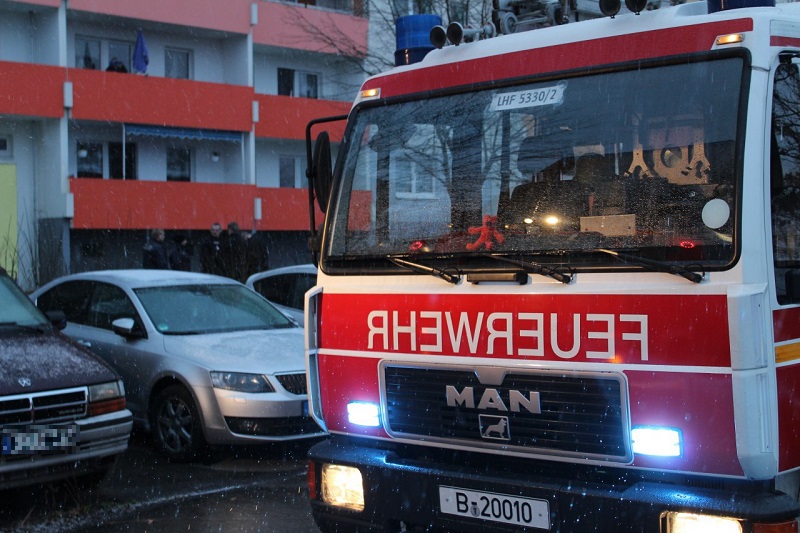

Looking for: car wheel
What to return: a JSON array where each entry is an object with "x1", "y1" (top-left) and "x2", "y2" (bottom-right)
[{"x1": 150, "y1": 384, "x2": 207, "y2": 462}]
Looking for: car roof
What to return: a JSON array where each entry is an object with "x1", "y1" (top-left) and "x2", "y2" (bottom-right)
[
  {"x1": 41, "y1": 269, "x2": 240, "y2": 290},
  {"x1": 245, "y1": 264, "x2": 316, "y2": 285}
]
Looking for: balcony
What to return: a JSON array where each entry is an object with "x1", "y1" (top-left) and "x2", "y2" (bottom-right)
[
  {"x1": 70, "y1": 69, "x2": 253, "y2": 132},
  {"x1": 0, "y1": 61, "x2": 64, "y2": 118},
  {"x1": 255, "y1": 95, "x2": 350, "y2": 141},
  {"x1": 70, "y1": 178, "x2": 323, "y2": 232},
  {"x1": 254, "y1": 2, "x2": 368, "y2": 56},
  {"x1": 282, "y1": 0, "x2": 367, "y2": 16},
  {"x1": 66, "y1": 0, "x2": 253, "y2": 34}
]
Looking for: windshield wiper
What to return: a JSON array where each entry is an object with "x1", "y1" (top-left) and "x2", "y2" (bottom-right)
[
  {"x1": 595, "y1": 249, "x2": 704, "y2": 283},
  {"x1": 477, "y1": 254, "x2": 573, "y2": 284},
  {"x1": 388, "y1": 257, "x2": 461, "y2": 285}
]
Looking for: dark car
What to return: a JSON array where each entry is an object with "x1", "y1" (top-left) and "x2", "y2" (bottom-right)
[{"x1": 0, "y1": 271, "x2": 132, "y2": 490}]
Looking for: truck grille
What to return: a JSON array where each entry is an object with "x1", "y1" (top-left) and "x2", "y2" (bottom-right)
[
  {"x1": 381, "y1": 364, "x2": 631, "y2": 463},
  {"x1": 276, "y1": 373, "x2": 307, "y2": 395},
  {"x1": 0, "y1": 388, "x2": 87, "y2": 425}
]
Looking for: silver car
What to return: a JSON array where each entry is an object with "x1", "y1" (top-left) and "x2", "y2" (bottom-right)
[
  {"x1": 30, "y1": 270, "x2": 324, "y2": 462},
  {"x1": 245, "y1": 264, "x2": 317, "y2": 326}
]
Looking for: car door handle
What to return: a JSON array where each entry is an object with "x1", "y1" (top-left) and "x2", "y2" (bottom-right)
[{"x1": 76, "y1": 339, "x2": 92, "y2": 348}]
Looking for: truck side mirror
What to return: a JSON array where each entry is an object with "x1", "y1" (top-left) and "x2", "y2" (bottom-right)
[{"x1": 312, "y1": 131, "x2": 333, "y2": 213}]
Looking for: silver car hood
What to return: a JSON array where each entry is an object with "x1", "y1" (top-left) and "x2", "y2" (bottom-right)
[{"x1": 161, "y1": 328, "x2": 306, "y2": 375}]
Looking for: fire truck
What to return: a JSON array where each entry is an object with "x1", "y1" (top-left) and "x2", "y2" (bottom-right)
[{"x1": 303, "y1": 0, "x2": 800, "y2": 530}]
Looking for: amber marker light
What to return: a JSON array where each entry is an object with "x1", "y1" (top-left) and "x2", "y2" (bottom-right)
[
  {"x1": 715, "y1": 33, "x2": 744, "y2": 46},
  {"x1": 360, "y1": 88, "x2": 380, "y2": 99}
]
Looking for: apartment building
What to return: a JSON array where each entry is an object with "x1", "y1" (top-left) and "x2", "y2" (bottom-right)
[{"x1": 0, "y1": 0, "x2": 366, "y2": 289}]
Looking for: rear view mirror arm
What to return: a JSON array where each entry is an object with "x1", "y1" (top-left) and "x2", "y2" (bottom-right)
[{"x1": 305, "y1": 114, "x2": 348, "y2": 266}]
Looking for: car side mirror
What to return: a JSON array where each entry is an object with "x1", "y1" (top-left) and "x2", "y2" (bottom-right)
[
  {"x1": 111, "y1": 317, "x2": 144, "y2": 339},
  {"x1": 46, "y1": 310, "x2": 67, "y2": 331}
]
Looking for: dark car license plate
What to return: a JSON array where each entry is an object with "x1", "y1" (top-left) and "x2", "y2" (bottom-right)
[{"x1": 2, "y1": 425, "x2": 78, "y2": 455}]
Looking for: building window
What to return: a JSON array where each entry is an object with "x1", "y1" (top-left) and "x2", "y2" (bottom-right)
[
  {"x1": 167, "y1": 147, "x2": 191, "y2": 182},
  {"x1": 77, "y1": 143, "x2": 104, "y2": 178},
  {"x1": 393, "y1": 153, "x2": 434, "y2": 197},
  {"x1": 392, "y1": 0, "x2": 433, "y2": 16},
  {"x1": 76, "y1": 37, "x2": 100, "y2": 70},
  {"x1": 0, "y1": 135, "x2": 12, "y2": 159},
  {"x1": 165, "y1": 48, "x2": 192, "y2": 79},
  {"x1": 278, "y1": 68, "x2": 319, "y2": 99},
  {"x1": 448, "y1": 1, "x2": 469, "y2": 23},
  {"x1": 280, "y1": 156, "x2": 298, "y2": 188},
  {"x1": 109, "y1": 143, "x2": 137, "y2": 180},
  {"x1": 107, "y1": 41, "x2": 132, "y2": 72}
]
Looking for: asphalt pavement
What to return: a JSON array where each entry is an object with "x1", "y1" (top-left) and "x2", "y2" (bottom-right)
[{"x1": 1, "y1": 430, "x2": 321, "y2": 532}]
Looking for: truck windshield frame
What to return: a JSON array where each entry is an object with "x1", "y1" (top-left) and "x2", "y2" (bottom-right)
[{"x1": 323, "y1": 51, "x2": 748, "y2": 275}]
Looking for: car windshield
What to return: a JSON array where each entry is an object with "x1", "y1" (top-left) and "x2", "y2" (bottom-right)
[
  {"x1": 327, "y1": 54, "x2": 742, "y2": 271},
  {"x1": 134, "y1": 284, "x2": 294, "y2": 335},
  {"x1": 0, "y1": 275, "x2": 48, "y2": 328}
]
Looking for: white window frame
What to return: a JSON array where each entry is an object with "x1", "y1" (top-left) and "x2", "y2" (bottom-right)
[
  {"x1": 75, "y1": 36, "x2": 101, "y2": 70},
  {"x1": 165, "y1": 47, "x2": 193, "y2": 80},
  {"x1": 108, "y1": 40, "x2": 133, "y2": 72},
  {"x1": 167, "y1": 147, "x2": 192, "y2": 182},
  {"x1": 277, "y1": 67, "x2": 320, "y2": 99},
  {"x1": 392, "y1": 152, "x2": 436, "y2": 199},
  {"x1": 279, "y1": 155, "x2": 304, "y2": 188}
]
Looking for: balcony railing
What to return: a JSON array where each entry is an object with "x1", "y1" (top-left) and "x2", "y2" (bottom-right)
[
  {"x1": 278, "y1": 0, "x2": 368, "y2": 17},
  {"x1": 254, "y1": 2, "x2": 368, "y2": 56},
  {"x1": 70, "y1": 178, "x2": 323, "y2": 232}
]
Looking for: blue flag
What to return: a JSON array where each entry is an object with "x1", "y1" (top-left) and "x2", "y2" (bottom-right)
[{"x1": 133, "y1": 29, "x2": 149, "y2": 74}]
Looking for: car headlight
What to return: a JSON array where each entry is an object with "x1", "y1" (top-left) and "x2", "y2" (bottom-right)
[
  {"x1": 210, "y1": 372, "x2": 275, "y2": 393},
  {"x1": 87, "y1": 380, "x2": 127, "y2": 416}
]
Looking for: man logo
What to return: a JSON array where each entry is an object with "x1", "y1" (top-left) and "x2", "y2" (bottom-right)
[
  {"x1": 17, "y1": 377, "x2": 31, "y2": 387},
  {"x1": 480, "y1": 414, "x2": 510, "y2": 440}
]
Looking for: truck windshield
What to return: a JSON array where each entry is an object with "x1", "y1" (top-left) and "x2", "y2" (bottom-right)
[{"x1": 326, "y1": 55, "x2": 743, "y2": 271}]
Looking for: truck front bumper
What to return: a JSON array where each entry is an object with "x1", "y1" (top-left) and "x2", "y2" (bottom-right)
[{"x1": 308, "y1": 436, "x2": 800, "y2": 533}]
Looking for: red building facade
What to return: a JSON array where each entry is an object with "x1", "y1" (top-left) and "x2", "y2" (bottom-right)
[{"x1": 0, "y1": 0, "x2": 364, "y2": 287}]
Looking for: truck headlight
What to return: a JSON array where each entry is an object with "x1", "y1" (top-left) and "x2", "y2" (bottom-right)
[
  {"x1": 664, "y1": 512, "x2": 742, "y2": 533},
  {"x1": 321, "y1": 464, "x2": 365, "y2": 511},
  {"x1": 347, "y1": 401, "x2": 380, "y2": 427}
]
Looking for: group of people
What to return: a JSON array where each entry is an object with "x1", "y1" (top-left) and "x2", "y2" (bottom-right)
[
  {"x1": 141, "y1": 228, "x2": 193, "y2": 272},
  {"x1": 142, "y1": 222, "x2": 269, "y2": 283}
]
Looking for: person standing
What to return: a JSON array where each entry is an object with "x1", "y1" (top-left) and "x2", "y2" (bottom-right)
[
  {"x1": 200, "y1": 222, "x2": 224, "y2": 275},
  {"x1": 170, "y1": 234, "x2": 193, "y2": 271},
  {"x1": 220, "y1": 222, "x2": 248, "y2": 282},
  {"x1": 142, "y1": 228, "x2": 170, "y2": 269}
]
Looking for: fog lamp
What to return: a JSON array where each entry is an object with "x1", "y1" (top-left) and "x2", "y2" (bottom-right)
[
  {"x1": 664, "y1": 512, "x2": 742, "y2": 533},
  {"x1": 544, "y1": 215, "x2": 560, "y2": 226},
  {"x1": 631, "y1": 426, "x2": 682, "y2": 457},
  {"x1": 321, "y1": 464, "x2": 365, "y2": 511},
  {"x1": 347, "y1": 401, "x2": 380, "y2": 427}
]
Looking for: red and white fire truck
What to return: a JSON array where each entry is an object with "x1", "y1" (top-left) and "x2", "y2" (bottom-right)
[{"x1": 303, "y1": 0, "x2": 800, "y2": 530}]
